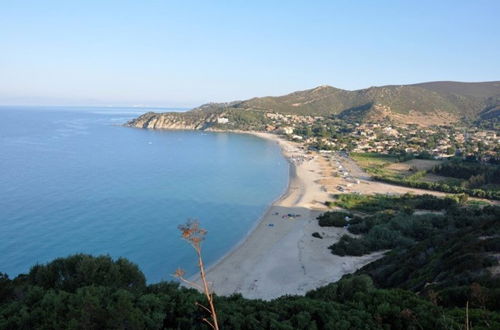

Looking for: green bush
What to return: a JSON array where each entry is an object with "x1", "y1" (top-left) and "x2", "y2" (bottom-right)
[
  {"x1": 355, "y1": 205, "x2": 500, "y2": 309},
  {"x1": 329, "y1": 235, "x2": 369, "y2": 256},
  {"x1": 335, "y1": 193, "x2": 458, "y2": 213},
  {"x1": 28, "y1": 254, "x2": 146, "y2": 293},
  {"x1": 6, "y1": 256, "x2": 497, "y2": 329},
  {"x1": 317, "y1": 211, "x2": 353, "y2": 227}
]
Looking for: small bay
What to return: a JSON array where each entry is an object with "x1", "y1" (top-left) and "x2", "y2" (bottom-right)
[{"x1": 0, "y1": 106, "x2": 288, "y2": 282}]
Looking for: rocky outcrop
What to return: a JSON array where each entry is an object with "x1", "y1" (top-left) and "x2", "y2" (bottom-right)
[{"x1": 126, "y1": 111, "x2": 218, "y2": 130}]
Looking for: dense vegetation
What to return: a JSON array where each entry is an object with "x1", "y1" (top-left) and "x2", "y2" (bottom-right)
[
  {"x1": 333, "y1": 193, "x2": 458, "y2": 214},
  {"x1": 330, "y1": 204, "x2": 498, "y2": 257},
  {"x1": 330, "y1": 194, "x2": 496, "y2": 256},
  {"x1": 213, "y1": 109, "x2": 269, "y2": 131},
  {"x1": 316, "y1": 211, "x2": 359, "y2": 227},
  {"x1": 326, "y1": 194, "x2": 500, "y2": 320},
  {"x1": 432, "y1": 161, "x2": 500, "y2": 187},
  {"x1": 2, "y1": 254, "x2": 499, "y2": 329}
]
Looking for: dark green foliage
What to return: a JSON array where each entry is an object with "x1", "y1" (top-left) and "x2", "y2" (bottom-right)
[
  {"x1": 2, "y1": 247, "x2": 500, "y2": 329},
  {"x1": 335, "y1": 193, "x2": 457, "y2": 213},
  {"x1": 0, "y1": 274, "x2": 13, "y2": 305},
  {"x1": 330, "y1": 201, "x2": 499, "y2": 257},
  {"x1": 308, "y1": 276, "x2": 500, "y2": 329},
  {"x1": 27, "y1": 254, "x2": 146, "y2": 293},
  {"x1": 2, "y1": 259, "x2": 491, "y2": 330},
  {"x1": 307, "y1": 275, "x2": 376, "y2": 301},
  {"x1": 222, "y1": 109, "x2": 269, "y2": 130},
  {"x1": 433, "y1": 160, "x2": 500, "y2": 186},
  {"x1": 327, "y1": 195, "x2": 496, "y2": 260},
  {"x1": 329, "y1": 212, "x2": 425, "y2": 256},
  {"x1": 327, "y1": 194, "x2": 500, "y2": 312},
  {"x1": 316, "y1": 211, "x2": 355, "y2": 227},
  {"x1": 329, "y1": 235, "x2": 370, "y2": 256},
  {"x1": 333, "y1": 202, "x2": 500, "y2": 313},
  {"x1": 434, "y1": 161, "x2": 495, "y2": 180}
]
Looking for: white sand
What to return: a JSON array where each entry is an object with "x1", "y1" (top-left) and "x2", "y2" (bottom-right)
[
  {"x1": 191, "y1": 132, "x2": 497, "y2": 300},
  {"x1": 319, "y1": 154, "x2": 498, "y2": 205},
  {"x1": 195, "y1": 132, "x2": 384, "y2": 300}
]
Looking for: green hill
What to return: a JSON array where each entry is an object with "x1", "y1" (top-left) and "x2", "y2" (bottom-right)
[
  {"x1": 219, "y1": 81, "x2": 500, "y2": 118},
  {"x1": 127, "y1": 81, "x2": 500, "y2": 129}
]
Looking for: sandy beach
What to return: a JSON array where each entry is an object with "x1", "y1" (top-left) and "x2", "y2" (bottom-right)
[
  {"x1": 194, "y1": 131, "x2": 496, "y2": 300},
  {"x1": 196, "y1": 132, "x2": 385, "y2": 300}
]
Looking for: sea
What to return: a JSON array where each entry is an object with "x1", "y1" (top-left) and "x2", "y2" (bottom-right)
[{"x1": 0, "y1": 106, "x2": 289, "y2": 282}]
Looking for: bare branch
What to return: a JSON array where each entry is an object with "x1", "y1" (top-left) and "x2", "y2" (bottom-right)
[
  {"x1": 195, "y1": 302, "x2": 212, "y2": 314},
  {"x1": 202, "y1": 318, "x2": 215, "y2": 329},
  {"x1": 173, "y1": 274, "x2": 204, "y2": 292},
  {"x1": 175, "y1": 220, "x2": 219, "y2": 330}
]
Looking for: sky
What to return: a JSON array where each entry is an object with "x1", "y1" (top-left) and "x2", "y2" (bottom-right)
[{"x1": 1, "y1": 0, "x2": 499, "y2": 108}]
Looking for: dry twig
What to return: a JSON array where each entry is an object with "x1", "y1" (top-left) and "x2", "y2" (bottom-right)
[{"x1": 174, "y1": 220, "x2": 219, "y2": 330}]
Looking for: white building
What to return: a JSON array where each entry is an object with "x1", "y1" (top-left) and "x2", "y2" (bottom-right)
[{"x1": 217, "y1": 117, "x2": 229, "y2": 124}]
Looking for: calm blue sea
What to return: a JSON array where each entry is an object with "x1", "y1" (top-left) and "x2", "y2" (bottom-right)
[{"x1": 0, "y1": 106, "x2": 288, "y2": 282}]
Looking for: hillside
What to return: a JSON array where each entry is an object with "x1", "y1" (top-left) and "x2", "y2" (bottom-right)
[{"x1": 127, "y1": 81, "x2": 500, "y2": 130}]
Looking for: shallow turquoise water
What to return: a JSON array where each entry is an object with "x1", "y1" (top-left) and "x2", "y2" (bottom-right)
[{"x1": 0, "y1": 106, "x2": 288, "y2": 282}]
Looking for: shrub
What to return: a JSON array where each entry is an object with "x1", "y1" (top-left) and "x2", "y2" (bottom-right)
[
  {"x1": 312, "y1": 232, "x2": 323, "y2": 239},
  {"x1": 27, "y1": 254, "x2": 146, "y2": 293},
  {"x1": 329, "y1": 235, "x2": 369, "y2": 256},
  {"x1": 317, "y1": 211, "x2": 352, "y2": 227}
]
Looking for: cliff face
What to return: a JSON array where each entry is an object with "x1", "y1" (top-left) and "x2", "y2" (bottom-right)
[{"x1": 126, "y1": 111, "x2": 216, "y2": 130}]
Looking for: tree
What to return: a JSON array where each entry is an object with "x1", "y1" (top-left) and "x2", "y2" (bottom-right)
[{"x1": 457, "y1": 193, "x2": 469, "y2": 206}]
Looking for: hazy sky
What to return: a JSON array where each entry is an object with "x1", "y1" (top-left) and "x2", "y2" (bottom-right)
[{"x1": 1, "y1": 0, "x2": 499, "y2": 107}]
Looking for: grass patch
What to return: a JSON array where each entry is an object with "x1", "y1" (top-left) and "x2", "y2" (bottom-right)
[
  {"x1": 466, "y1": 199, "x2": 490, "y2": 207},
  {"x1": 351, "y1": 153, "x2": 399, "y2": 177},
  {"x1": 351, "y1": 152, "x2": 423, "y2": 180},
  {"x1": 352, "y1": 154, "x2": 500, "y2": 200},
  {"x1": 351, "y1": 152, "x2": 399, "y2": 167}
]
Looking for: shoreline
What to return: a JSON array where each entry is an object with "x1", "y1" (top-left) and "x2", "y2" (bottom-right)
[
  {"x1": 139, "y1": 128, "x2": 497, "y2": 298},
  {"x1": 198, "y1": 132, "x2": 298, "y2": 277},
  {"x1": 198, "y1": 132, "x2": 299, "y2": 275},
  {"x1": 195, "y1": 131, "x2": 385, "y2": 300}
]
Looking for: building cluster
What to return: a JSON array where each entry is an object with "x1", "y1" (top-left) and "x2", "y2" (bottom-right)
[{"x1": 260, "y1": 113, "x2": 499, "y2": 160}]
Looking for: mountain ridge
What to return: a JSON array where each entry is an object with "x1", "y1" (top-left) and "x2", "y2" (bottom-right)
[{"x1": 127, "y1": 80, "x2": 500, "y2": 130}]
